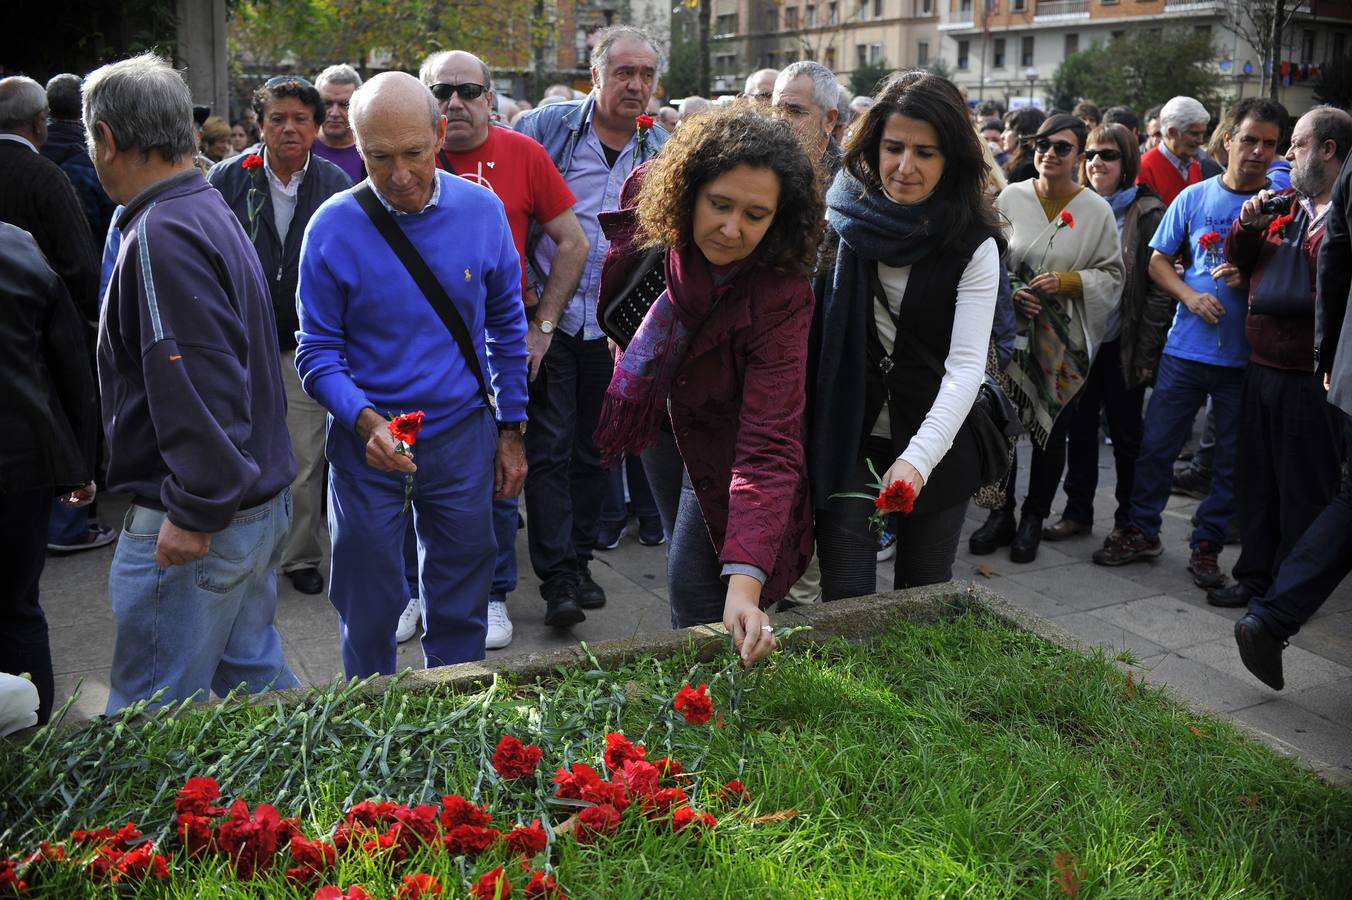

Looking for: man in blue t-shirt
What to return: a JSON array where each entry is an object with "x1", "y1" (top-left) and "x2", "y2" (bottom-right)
[{"x1": 1093, "y1": 97, "x2": 1288, "y2": 588}]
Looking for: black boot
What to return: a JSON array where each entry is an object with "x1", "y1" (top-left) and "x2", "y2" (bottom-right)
[
  {"x1": 969, "y1": 504, "x2": 1016, "y2": 555},
  {"x1": 1009, "y1": 513, "x2": 1044, "y2": 564}
]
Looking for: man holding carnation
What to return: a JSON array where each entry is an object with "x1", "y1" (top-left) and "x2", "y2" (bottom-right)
[{"x1": 296, "y1": 72, "x2": 528, "y2": 677}]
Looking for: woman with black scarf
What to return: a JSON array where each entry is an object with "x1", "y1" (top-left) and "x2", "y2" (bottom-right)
[{"x1": 810, "y1": 70, "x2": 1006, "y2": 598}]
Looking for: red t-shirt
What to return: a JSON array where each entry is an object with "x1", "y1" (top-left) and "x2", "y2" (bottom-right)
[{"x1": 436, "y1": 126, "x2": 576, "y2": 301}]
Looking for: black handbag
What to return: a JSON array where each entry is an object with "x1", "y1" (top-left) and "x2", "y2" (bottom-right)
[{"x1": 598, "y1": 245, "x2": 666, "y2": 350}]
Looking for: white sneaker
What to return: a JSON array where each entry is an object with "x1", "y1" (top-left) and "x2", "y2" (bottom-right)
[
  {"x1": 485, "y1": 600, "x2": 513, "y2": 649},
  {"x1": 395, "y1": 597, "x2": 420, "y2": 643}
]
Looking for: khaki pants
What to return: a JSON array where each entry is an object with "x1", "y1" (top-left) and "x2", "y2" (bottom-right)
[{"x1": 280, "y1": 350, "x2": 328, "y2": 573}]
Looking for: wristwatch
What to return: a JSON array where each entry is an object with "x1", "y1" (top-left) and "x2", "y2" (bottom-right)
[
  {"x1": 497, "y1": 420, "x2": 528, "y2": 436},
  {"x1": 532, "y1": 318, "x2": 556, "y2": 334}
]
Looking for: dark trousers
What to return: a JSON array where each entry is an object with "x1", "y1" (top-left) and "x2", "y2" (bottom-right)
[
  {"x1": 1231, "y1": 365, "x2": 1342, "y2": 595},
  {"x1": 1249, "y1": 414, "x2": 1352, "y2": 639},
  {"x1": 523, "y1": 331, "x2": 612, "y2": 590},
  {"x1": 1051, "y1": 339, "x2": 1146, "y2": 527},
  {"x1": 641, "y1": 430, "x2": 727, "y2": 628},
  {"x1": 1, "y1": 489, "x2": 56, "y2": 724},
  {"x1": 600, "y1": 454, "x2": 658, "y2": 527},
  {"x1": 818, "y1": 438, "x2": 969, "y2": 600}
]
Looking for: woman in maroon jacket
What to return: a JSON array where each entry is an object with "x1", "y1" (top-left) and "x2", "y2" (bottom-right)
[{"x1": 594, "y1": 105, "x2": 823, "y2": 666}]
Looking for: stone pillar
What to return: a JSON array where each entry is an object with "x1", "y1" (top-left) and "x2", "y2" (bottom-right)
[{"x1": 175, "y1": 0, "x2": 229, "y2": 120}]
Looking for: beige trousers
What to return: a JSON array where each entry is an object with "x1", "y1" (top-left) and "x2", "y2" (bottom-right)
[{"x1": 280, "y1": 349, "x2": 329, "y2": 573}]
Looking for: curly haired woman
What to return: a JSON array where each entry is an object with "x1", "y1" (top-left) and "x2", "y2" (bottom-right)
[{"x1": 594, "y1": 104, "x2": 824, "y2": 666}]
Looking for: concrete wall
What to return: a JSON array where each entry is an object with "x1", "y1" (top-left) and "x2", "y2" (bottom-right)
[{"x1": 175, "y1": 0, "x2": 229, "y2": 121}]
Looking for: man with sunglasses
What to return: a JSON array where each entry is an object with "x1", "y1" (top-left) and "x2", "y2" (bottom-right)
[
  {"x1": 419, "y1": 49, "x2": 588, "y2": 649},
  {"x1": 513, "y1": 25, "x2": 669, "y2": 630},
  {"x1": 208, "y1": 74, "x2": 353, "y2": 599}
]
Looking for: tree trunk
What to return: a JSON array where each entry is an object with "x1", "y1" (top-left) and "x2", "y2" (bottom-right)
[
  {"x1": 1268, "y1": 0, "x2": 1285, "y2": 101},
  {"x1": 532, "y1": 0, "x2": 546, "y2": 102},
  {"x1": 698, "y1": 0, "x2": 711, "y2": 96}
]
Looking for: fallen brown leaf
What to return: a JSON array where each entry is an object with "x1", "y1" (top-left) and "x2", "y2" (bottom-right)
[
  {"x1": 1237, "y1": 793, "x2": 1260, "y2": 810},
  {"x1": 1053, "y1": 850, "x2": 1082, "y2": 898},
  {"x1": 1124, "y1": 671, "x2": 1137, "y2": 700},
  {"x1": 553, "y1": 814, "x2": 578, "y2": 836},
  {"x1": 715, "y1": 711, "x2": 726, "y2": 729},
  {"x1": 1189, "y1": 725, "x2": 1210, "y2": 738},
  {"x1": 734, "y1": 808, "x2": 800, "y2": 824},
  {"x1": 975, "y1": 563, "x2": 996, "y2": 578}
]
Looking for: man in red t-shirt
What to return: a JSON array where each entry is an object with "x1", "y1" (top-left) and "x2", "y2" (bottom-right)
[{"x1": 416, "y1": 49, "x2": 589, "y2": 651}]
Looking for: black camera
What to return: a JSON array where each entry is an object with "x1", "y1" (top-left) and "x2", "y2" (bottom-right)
[{"x1": 1260, "y1": 193, "x2": 1294, "y2": 216}]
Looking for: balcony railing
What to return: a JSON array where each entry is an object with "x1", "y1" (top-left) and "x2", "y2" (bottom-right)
[
  {"x1": 1034, "y1": 0, "x2": 1089, "y2": 19},
  {"x1": 938, "y1": 0, "x2": 975, "y2": 30},
  {"x1": 1162, "y1": 0, "x2": 1224, "y2": 9}
]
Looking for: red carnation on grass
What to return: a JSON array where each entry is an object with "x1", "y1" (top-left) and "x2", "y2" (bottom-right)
[
  {"x1": 579, "y1": 777, "x2": 629, "y2": 813},
  {"x1": 314, "y1": 887, "x2": 372, "y2": 900},
  {"x1": 875, "y1": 480, "x2": 916, "y2": 516},
  {"x1": 109, "y1": 842, "x2": 169, "y2": 883},
  {"x1": 215, "y1": 799, "x2": 291, "y2": 880},
  {"x1": 574, "y1": 804, "x2": 621, "y2": 843},
  {"x1": 0, "y1": 860, "x2": 26, "y2": 896},
  {"x1": 176, "y1": 811, "x2": 216, "y2": 858},
  {"x1": 344, "y1": 800, "x2": 403, "y2": 828},
  {"x1": 552, "y1": 763, "x2": 603, "y2": 800},
  {"x1": 396, "y1": 873, "x2": 442, "y2": 899},
  {"x1": 440, "y1": 794, "x2": 492, "y2": 830},
  {"x1": 241, "y1": 153, "x2": 263, "y2": 170},
  {"x1": 444, "y1": 824, "x2": 501, "y2": 858},
  {"x1": 22, "y1": 841, "x2": 65, "y2": 867},
  {"x1": 635, "y1": 114, "x2": 655, "y2": 130},
  {"x1": 614, "y1": 759, "x2": 660, "y2": 797},
  {"x1": 391, "y1": 804, "x2": 442, "y2": 850},
  {"x1": 603, "y1": 732, "x2": 645, "y2": 772},
  {"x1": 651, "y1": 756, "x2": 685, "y2": 781},
  {"x1": 640, "y1": 787, "x2": 688, "y2": 820},
  {"x1": 389, "y1": 411, "x2": 426, "y2": 447},
  {"x1": 73, "y1": 821, "x2": 141, "y2": 851},
  {"x1": 524, "y1": 870, "x2": 565, "y2": 899},
  {"x1": 492, "y1": 735, "x2": 544, "y2": 780},
  {"x1": 673, "y1": 682, "x2": 713, "y2": 725},
  {"x1": 1198, "y1": 230, "x2": 1223, "y2": 251},
  {"x1": 503, "y1": 820, "x2": 548, "y2": 857},
  {"x1": 718, "y1": 779, "x2": 751, "y2": 805},
  {"x1": 284, "y1": 836, "x2": 337, "y2": 885},
  {"x1": 671, "y1": 808, "x2": 717, "y2": 835},
  {"x1": 471, "y1": 866, "x2": 512, "y2": 900},
  {"x1": 1058, "y1": 210, "x2": 1074, "y2": 228},
  {"x1": 175, "y1": 776, "x2": 225, "y2": 817}
]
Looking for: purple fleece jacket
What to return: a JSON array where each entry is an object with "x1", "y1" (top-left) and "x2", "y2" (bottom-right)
[{"x1": 98, "y1": 170, "x2": 296, "y2": 533}]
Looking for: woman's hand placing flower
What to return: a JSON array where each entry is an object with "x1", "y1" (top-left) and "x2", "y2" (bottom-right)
[
  {"x1": 1026, "y1": 272, "x2": 1063, "y2": 297},
  {"x1": 882, "y1": 458, "x2": 925, "y2": 501},
  {"x1": 723, "y1": 575, "x2": 774, "y2": 667}
]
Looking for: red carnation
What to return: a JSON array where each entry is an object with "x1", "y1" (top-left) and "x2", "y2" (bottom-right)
[
  {"x1": 1058, "y1": 210, "x2": 1074, "y2": 228},
  {"x1": 22, "y1": 841, "x2": 65, "y2": 867},
  {"x1": 1198, "y1": 230, "x2": 1223, "y2": 251},
  {"x1": 503, "y1": 819, "x2": 548, "y2": 857},
  {"x1": 109, "y1": 841, "x2": 169, "y2": 883},
  {"x1": 444, "y1": 824, "x2": 501, "y2": 858},
  {"x1": 640, "y1": 786, "x2": 688, "y2": 820},
  {"x1": 603, "y1": 732, "x2": 645, "y2": 772},
  {"x1": 671, "y1": 807, "x2": 717, "y2": 835},
  {"x1": 241, "y1": 153, "x2": 263, "y2": 170},
  {"x1": 524, "y1": 870, "x2": 565, "y2": 899},
  {"x1": 176, "y1": 811, "x2": 216, "y2": 857},
  {"x1": 284, "y1": 836, "x2": 337, "y2": 884},
  {"x1": 635, "y1": 114, "x2": 655, "y2": 130},
  {"x1": 1267, "y1": 212, "x2": 1295, "y2": 238},
  {"x1": 718, "y1": 779, "x2": 751, "y2": 805},
  {"x1": 874, "y1": 479, "x2": 916, "y2": 515},
  {"x1": 614, "y1": 759, "x2": 660, "y2": 797},
  {"x1": 440, "y1": 794, "x2": 492, "y2": 829},
  {"x1": 70, "y1": 826, "x2": 117, "y2": 846},
  {"x1": 552, "y1": 763, "x2": 603, "y2": 800},
  {"x1": 215, "y1": 799, "x2": 288, "y2": 880},
  {"x1": 673, "y1": 682, "x2": 713, "y2": 725},
  {"x1": 574, "y1": 804, "x2": 621, "y2": 843},
  {"x1": 396, "y1": 873, "x2": 442, "y2": 899},
  {"x1": 314, "y1": 888, "x2": 372, "y2": 900},
  {"x1": 0, "y1": 860, "x2": 26, "y2": 896},
  {"x1": 389, "y1": 410, "x2": 426, "y2": 447},
  {"x1": 175, "y1": 776, "x2": 225, "y2": 816},
  {"x1": 579, "y1": 777, "x2": 629, "y2": 813},
  {"x1": 471, "y1": 866, "x2": 512, "y2": 900},
  {"x1": 492, "y1": 735, "x2": 544, "y2": 780},
  {"x1": 651, "y1": 756, "x2": 685, "y2": 781}
]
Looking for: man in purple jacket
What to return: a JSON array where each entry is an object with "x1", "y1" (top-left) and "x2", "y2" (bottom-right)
[{"x1": 84, "y1": 53, "x2": 300, "y2": 713}]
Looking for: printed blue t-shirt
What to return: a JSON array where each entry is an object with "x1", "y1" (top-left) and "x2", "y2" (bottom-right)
[{"x1": 1149, "y1": 175, "x2": 1267, "y2": 367}]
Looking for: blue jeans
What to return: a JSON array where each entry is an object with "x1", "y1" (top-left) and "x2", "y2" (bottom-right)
[
  {"x1": 328, "y1": 408, "x2": 497, "y2": 677},
  {"x1": 1127, "y1": 354, "x2": 1242, "y2": 546},
  {"x1": 600, "y1": 455, "x2": 659, "y2": 527},
  {"x1": 106, "y1": 490, "x2": 298, "y2": 713}
]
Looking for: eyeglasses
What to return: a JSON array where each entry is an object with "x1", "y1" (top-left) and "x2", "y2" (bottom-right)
[
  {"x1": 430, "y1": 82, "x2": 486, "y2": 103},
  {"x1": 264, "y1": 74, "x2": 314, "y2": 89},
  {"x1": 1034, "y1": 138, "x2": 1078, "y2": 157},
  {"x1": 1083, "y1": 148, "x2": 1123, "y2": 162}
]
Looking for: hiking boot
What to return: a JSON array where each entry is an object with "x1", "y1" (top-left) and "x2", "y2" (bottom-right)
[
  {"x1": 1188, "y1": 540, "x2": 1226, "y2": 589},
  {"x1": 1234, "y1": 614, "x2": 1287, "y2": 690},
  {"x1": 577, "y1": 559, "x2": 607, "y2": 609},
  {"x1": 543, "y1": 578, "x2": 585, "y2": 628},
  {"x1": 1171, "y1": 466, "x2": 1211, "y2": 500},
  {"x1": 969, "y1": 506, "x2": 1016, "y2": 555},
  {"x1": 1009, "y1": 513, "x2": 1043, "y2": 564},
  {"x1": 1091, "y1": 526, "x2": 1162, "y2": 566},
  {"x1": 1042, "y1": 517, "x2": 1091, "y2": 542},
  {"x1": 1207, "y1": 582, "x2": 1255, "y2": 608}
]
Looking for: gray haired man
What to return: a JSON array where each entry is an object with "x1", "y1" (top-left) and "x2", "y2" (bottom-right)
[
  {"x1": 772, "y1": 61, "x2": 843, "y2": 179},
  {"x1": 313, "y1": 63, "x2": 364, "y2": 182}
]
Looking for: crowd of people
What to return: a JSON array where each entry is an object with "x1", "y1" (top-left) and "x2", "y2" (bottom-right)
[{"x1": 3, "y1": 26, "x2": 1350, "y2": 727}]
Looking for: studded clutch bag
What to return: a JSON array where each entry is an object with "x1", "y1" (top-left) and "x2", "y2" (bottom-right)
[{"x1": 599, "y1": 246, "x2": 666, "y2": 350}]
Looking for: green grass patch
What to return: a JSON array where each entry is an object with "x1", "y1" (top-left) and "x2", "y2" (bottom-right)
[{"x1": 3, "y1": 608, "x2": 1350, "y2": 897}]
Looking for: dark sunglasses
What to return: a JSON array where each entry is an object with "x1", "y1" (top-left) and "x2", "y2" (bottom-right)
[
  {"x1": 1083, "y1": 148, "x2": 1124, "y2": 162},
  {"x1": 430, "y1": 82, "x2": 486, "y2": 102},
  {"x1": 1034, "y1": 138, "x2": 1078, "y2": 157}
]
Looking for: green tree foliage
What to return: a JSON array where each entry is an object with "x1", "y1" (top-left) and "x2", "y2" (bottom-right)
[
  {"x1": 664, "y1": 19, "x2": 703, "y2": 100},
  {"x1": 924, "y1": 58, "x2": 954, "y2": 81},
  {"x1": 1314, "y1": 54, "x2": 1352, "y2": 109},
  {"x1": 849, "y1": 59, "x2": 892, "y2": 98},
  {"x1": 1052, "y1": 30, "x2": 1220, "y2": 116}
]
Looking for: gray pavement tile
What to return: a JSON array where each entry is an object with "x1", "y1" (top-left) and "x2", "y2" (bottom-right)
[
  {"x1": 1180, "y1": 637, "x2": 1352, "y2": 694},
  {"x1": 53, "y1": 671, "x2": 111, "y2": 722},
  {"x1": 1047, "y1": 610, "x2": 1169, "y2": 661},
  {"x1": 48, "y1": 622, "x2": 116, "y2": 675},
  {"x1": 1007, "y1": 562, "x2": 1158, "y2": 609},
  {"x1": 1285, "y1": 675, "x2": 1352, "y2": 724},
  {"x1": 1094, "y1": 594, "x2": 1237, "y2": 651},
  {"x1": 1292, "y1": 611, "x2": 1352, "y2": 668},
  {"x1": 955, "y1": 539, "x2": 1078, "y2": 573},
  {"x1": 1130, "y1": 652, "x2": 1275, "y2": 713},
  {"x1": 1229, "y1": 700, "x2": 1352, "y2": 774},
  {"x1": 275, "y1": 596, "x2": 341, "y2": 641},
  {"x1": 976, "y1": 574, "x2": 1095, "y2": 619}
]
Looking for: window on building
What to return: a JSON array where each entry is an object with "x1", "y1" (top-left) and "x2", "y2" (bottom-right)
[
  {"x1": 829, "y1": 2, "x2": 839, "y2": 23},
  {"x1": 993, "y1": 37, "x2": 1006, "y2": 67},
  {"x1": 874, "y1": 0, "x2": 884, "y2": 18},
  {"x1": 871, "y1": 42, "x2": 884, "y2": 63},
  {"x1": 1064, "y1": 33, "x2": 1078, "y2": 56},
  {"x1": 960, "y1": 0, "x2": 973, "y2": 13},
  {"x1": 918, "y1": 40, "x2": 930, "y2": 65},
  {"x1": 857, "y1": 44, "x2": 869, "y2": 68},
  {"x1": 859, "y1": 0, "x2": 870, "y2": 20},
  {"x1": 806, "y1": 4, "x2": 817, "y2": 25},
  {"x1": 766, "y1": 7, "x2": 779, "y2": 30},
  {"x1": 784, "y1": 48, "x2": 799, "y2": 62},
  {"x1": 1302, "y1": 29, "x2": 1316, "y2": 63},
  {"x1": 1194, "y1": 24, "x2": 1210, "y2": 35},
  {"x1": 921, "y1": 0, "x2": 933, "y2": 12},
  {"x1": 714, "y1": 13, "x2": 738, "y2": 36},
  {"x1": 786, "y1": 5, "x2": 799, "y2": 27},
  {"x1": 1021, "y1": 35, "x2": 1034, "y2": 66},
  {"x1": 958, "y1": 39, "x2": 971, "y2": 69},
  {"x1": 1334, "y1": 33, "x2": 1347, "y2": 61},
  {"x1": 1111, "y1": 29, "x2": 1124, "y2": 40},
  {"x1": 1011, "y1": 0, "x2": 1025, "y2": 10},
  {"x1": 825, "y1": 47, "x2": 837, "y2": 69}
]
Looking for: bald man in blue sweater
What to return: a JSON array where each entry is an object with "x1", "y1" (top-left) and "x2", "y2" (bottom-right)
[{"x1": 296, "y1": 73, "x2": 529, "y2": 676}]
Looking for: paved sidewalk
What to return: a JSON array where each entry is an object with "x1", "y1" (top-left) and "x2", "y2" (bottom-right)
[{"x1": 35, "y1": 442, "x2": 1352, "y2": 783}]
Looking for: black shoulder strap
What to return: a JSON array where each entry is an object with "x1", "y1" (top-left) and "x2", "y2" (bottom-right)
[
  {"x1": 868, "y1": 263, "x2": 947, "y2": 381},
  {"x1": 353, "y1": 183, "x2": 492, "y2": 411}
]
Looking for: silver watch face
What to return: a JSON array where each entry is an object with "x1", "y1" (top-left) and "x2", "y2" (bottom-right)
[{"x1": 535, "y1": 319, "x2": 555, "y2": 334}]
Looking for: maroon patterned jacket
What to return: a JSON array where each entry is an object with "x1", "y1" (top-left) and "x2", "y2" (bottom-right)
[{"x1": 598, "y1": 170, "x2": 815, "y2": 604}]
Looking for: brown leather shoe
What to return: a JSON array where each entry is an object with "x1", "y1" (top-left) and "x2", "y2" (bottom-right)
[{"x1": 1042, "y1": 517, "x2": 1091, "y2": 542}]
